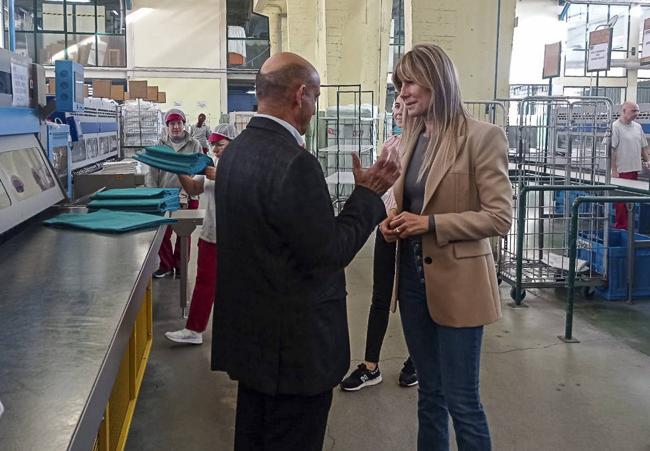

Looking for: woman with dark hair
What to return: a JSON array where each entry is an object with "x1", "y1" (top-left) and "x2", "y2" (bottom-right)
[
  {"x1": 385, "y1": 44, "x2": 512, "y2": 450},
  {"x1": 340, "y1": 96, "x2": 417, "y2": 391}
]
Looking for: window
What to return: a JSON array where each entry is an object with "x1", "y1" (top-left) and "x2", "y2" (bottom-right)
[
  {"x1": 3, "y1": 0, "x2": 126, "y2": 67},
  {"x1": 564, "y1": 3, "x2": 628, "y2": 78},
  {"x1": 226, "y1": 0, "x2": 270, "y2": 70}
]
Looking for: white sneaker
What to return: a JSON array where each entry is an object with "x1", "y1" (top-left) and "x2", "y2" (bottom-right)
[{"x1": 164, "y1": 328, "x2": 203, "y2": 345}]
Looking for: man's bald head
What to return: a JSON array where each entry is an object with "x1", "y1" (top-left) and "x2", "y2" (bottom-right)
[
  {"x1": 621, "y1": 101, "x2": 640, "y2": 124},
  {"x1": 256, "y1": 52, "x2": 319, "y2": 104}
]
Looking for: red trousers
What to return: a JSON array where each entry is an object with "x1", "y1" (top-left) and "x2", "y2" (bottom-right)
[
  {"x1": 614, "y1": 172, "x2": 638, "y2": 229},
  {"x1": 158, "y1": 198, "x2": 200, "y2": 271},
  {"x1": 186, "y1": 239, "x2": 217, "y2": 333}
]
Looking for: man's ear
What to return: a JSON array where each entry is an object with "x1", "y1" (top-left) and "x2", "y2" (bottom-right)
[{"x1": 296, "y1": 84, "x2": 306, "y2": 109}]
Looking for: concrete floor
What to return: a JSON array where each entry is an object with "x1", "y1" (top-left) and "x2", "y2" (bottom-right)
[{"x1": 126, "y1": 234, "x2": 650, "y2": 451}]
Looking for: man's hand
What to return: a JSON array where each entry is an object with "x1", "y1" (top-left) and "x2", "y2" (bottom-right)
[
  {"x1": 380, "y1": 209, "x2": 400, "y2": 242},
  {"x1": 611, "y1": 168, "x2": 619, "y2": 178},
  {"x1": 390, "y1": 211, "x2": 430, "y2": 238},
  {"x1": 352, "y1": 153, "x2": 400, "y2": 196},
  {"x1": 204, "y1": 166, "x2": 216, "y2": 181}
]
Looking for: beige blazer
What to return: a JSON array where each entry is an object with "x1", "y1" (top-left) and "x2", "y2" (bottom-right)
[{"x1": 391, "y1": 117, "x2": 513, "y2": 327}]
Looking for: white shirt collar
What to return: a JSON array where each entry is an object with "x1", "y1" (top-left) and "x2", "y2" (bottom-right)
[{"x1": 255, "y1": 113, "x2": 305, "y2": 146}]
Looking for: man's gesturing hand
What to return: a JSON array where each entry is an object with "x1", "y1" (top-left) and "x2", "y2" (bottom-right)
[{"x1": 352, "y1": 153, "x2": 400, "y2": 196}]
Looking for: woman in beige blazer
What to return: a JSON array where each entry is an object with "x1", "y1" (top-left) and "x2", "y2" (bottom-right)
[{"x1": 382, "y1": 44, "x2": 512, "y2": 450}]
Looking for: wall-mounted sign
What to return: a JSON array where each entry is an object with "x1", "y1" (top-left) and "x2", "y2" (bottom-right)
[
  {"x1": 587, "y1": 28, "x2": 613, "y2": 72},
  {"x1": 542, "y1": 42, "x2": 562, "y2": 79},
  {"x1": 641, "y1": 18, "x2": 650, "y2": 66}
]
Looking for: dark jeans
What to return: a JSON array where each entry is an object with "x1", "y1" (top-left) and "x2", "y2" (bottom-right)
[
  {"x1": 398, "y1": 240, "x2": 491, "y2": 451},
  {"x1": 234, "y1": 385, "x2": 333, "y2": 451}
]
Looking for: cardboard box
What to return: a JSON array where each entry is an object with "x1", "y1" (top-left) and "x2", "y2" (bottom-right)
[
  {"x1": 47, "y1": 78, "x2": 56, "y2": 94},
  {"x1": 110, "y1": 84, "x2": 125, "y2": 101},
  {"x1": 92, "y1": 79, "x2": 112, "y2": 98},
  {"x1": 128, "y1": 80, "x2": 148, "y2": 99},
  {"x1": 123, "y1": 92, "x2": 130, "y2": 100},
  {"x1": 146, "y1": 86, "x2": 159, "y2": 102},
  {"x1": 157, "y1": 91, "x2": 166, "y2": 103},
  {"x1": 83, "y1": 84, "x2": 89, "y2": 98}
]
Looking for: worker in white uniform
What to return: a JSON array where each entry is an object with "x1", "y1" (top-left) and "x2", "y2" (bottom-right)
[
  {"x1": 191, "y1": 113, "x2": 211, "y2": 154},
  {"x1": 611, "y1": 101, "x2": 650, "y2": 229},
  {"x1": 165, "y1": 124, "x2": 239, "y2": 344}
]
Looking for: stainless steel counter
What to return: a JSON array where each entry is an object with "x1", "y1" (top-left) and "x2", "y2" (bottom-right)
[{"x1": 0, "y1": 219, "x2": 164, "y2": 451}]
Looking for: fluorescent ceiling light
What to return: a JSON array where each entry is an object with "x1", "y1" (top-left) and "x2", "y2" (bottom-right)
[
  {"x1": 49, "y1": 0, "x2": 92, "y2": 3},
  {"x1": 246, "y1": 89, "x2": 256, "y2": 94},
  {"x1": 111, "y1": 10, "x2": 119, "y2": 16}
]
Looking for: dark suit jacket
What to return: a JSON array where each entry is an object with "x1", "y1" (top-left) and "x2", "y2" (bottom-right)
[{"x1": 212, "y1": 117, "x2": 386, "y2": 396}]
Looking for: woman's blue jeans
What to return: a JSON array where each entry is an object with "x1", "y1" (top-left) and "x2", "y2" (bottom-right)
[{"x1": 398, "y1": 239, "x2": 491, "y2": 451}]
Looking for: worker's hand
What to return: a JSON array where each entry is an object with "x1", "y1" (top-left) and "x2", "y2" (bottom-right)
[
  {"x1": 352, "y1": 153, "x2": 400, "y2": 196},
  {"x1": 390, "y1": 212, "x2": 430, "y2": 239},
  {"x1": 611, "y1": 168, "x2": 619, "y2": 178},
  {"x1": 380, "y1": 209, "x2": 400, "y2": 243},
  {"x1": 204, "y1": 166, "x2": 216, "y2": 181}
]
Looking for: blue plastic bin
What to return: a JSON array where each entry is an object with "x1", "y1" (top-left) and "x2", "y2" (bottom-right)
[
  {"x1": 577, "y1": 229, "x2": 650, "y2": 300},
  {"x1": 555, "y1": 190, "x2": 593, "y2": 215}
]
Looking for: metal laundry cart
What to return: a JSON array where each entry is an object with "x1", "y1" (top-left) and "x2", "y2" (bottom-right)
[{"x1": 499, "y1": 96, "x2": 614, "y2": 304}]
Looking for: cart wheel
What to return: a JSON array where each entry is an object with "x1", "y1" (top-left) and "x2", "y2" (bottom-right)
[
  {"x1": 510, "y1": 287, "x2": 526, "y2": 302},
  {"x1": 582, "y1": 286, "x2": 596, "y2": 299}
]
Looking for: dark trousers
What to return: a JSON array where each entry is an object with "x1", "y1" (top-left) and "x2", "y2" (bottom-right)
[
  {"x1": 364, "y1": 229, "x2": 397, "y2": 362},
  {"x1": 234, "y1": 385, "x2": 333, "y2": 451},
  {"x1": 398, "y1": 240, "x2": 491, "y2": 451},
  {"x1": 614, "y1": 171, "x2": 638, "y2": 229}
]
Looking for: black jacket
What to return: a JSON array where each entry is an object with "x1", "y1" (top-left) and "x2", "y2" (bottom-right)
[{"x1": 211, "y1": 117, "x2": 386, "y2": 396}]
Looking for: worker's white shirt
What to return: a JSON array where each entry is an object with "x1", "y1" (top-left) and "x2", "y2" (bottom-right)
[
  {"x1": 612, "y1": 119, "x2": 648, "y2": 173},
  {"x1": 194, "y1": 157, "x2": 217, "y2": 244}
]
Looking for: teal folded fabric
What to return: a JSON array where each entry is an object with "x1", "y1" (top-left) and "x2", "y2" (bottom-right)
[
  {"x1": 89, "y1": 187, "x2": 180, "y2": 214},
  {"x1": 88, "y1": 197, "x2": 180, "y2": 213},
  {"x1": 91, "y1": 188, "x2": 180, "y2": 199},
  {"x1": 133, "y1": 145, "x2": 213, "y2": 175},
  {"x1": 44, "y1": 209, "x2": 176, "y2": 233}
]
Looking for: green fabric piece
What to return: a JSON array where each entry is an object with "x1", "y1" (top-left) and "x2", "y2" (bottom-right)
[
  {"x1": 91, "y1": 188, "x2": 180, "y2": 199},
  {"x1": 44, "y1": 209, "x2": 176, "y2": 233},
  {"x1": 133, "y1": 145, "x2": 213, "y2": 175}
]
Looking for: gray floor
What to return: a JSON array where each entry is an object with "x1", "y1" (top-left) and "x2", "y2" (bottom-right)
[{"x1": 126, "y1": 235, "x2": 650, "y2": 451}]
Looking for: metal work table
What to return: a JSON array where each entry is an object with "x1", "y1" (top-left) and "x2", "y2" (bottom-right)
[{"x1": 0, "y1": 219, "x2": 164, "y2": 451}]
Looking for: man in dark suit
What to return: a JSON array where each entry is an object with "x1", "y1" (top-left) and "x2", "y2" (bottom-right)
[{"x1": 212, "y1": 52, "x2": 400, "y2": 451}]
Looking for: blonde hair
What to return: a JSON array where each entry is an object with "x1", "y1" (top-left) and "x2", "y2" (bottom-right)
[{"x1": 392, "y1": 44, "x2": 468, "y2": 182}]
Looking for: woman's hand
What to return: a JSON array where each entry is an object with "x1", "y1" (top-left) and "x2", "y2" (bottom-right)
[
  {"x1": 380, "y1": 135, "x2": 401, "y2": 163},
  {"x1": 204, "y1": 166, "x2": 216, "y2": 181},
  {"x1": 380, "y1": 209, "x2": 400, "y2": 243},
  {"x1": 390, "y1": 212, "x2": 430, "y2": 239}
]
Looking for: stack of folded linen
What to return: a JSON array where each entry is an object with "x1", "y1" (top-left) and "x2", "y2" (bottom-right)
[
  {"x1": 88, "y1": 188, "x2": 181, "y2": 214},
  {"x1": 44, "y1": 209, "x2": 176, "y2": 233},
  {"x1": 100, "y1": 160, "x2": 139, "y2": 174},
  {"x1": 133, "y1": 145, "x2": 213, "y2": 175}
]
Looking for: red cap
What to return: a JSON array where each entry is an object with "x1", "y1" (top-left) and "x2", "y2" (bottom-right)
[
  {"x1": 166, "y1": 113, "x2": 185, "y2": 124},
  {"x1": 208, "y1": 132, "x2": 228, "y2": 143}
]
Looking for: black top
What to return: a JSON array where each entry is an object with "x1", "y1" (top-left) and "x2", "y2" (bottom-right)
[
  {"x1": 212, "y1": 116, "x2": 386, "y2": 396},
  {"x1": 403, "y1": 134, "x2": 430, "y2": 214}
]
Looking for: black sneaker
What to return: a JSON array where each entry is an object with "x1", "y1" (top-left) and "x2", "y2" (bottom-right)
[
  {"x1": 153, "y1": 268, "x2": 174, "y2": 278},
  {"x1": 398, "y1": 358, "x2": 418, "y2": 387},
  {"x1": 340, "y1": 364, "x2": 382, "y2": 391}
]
